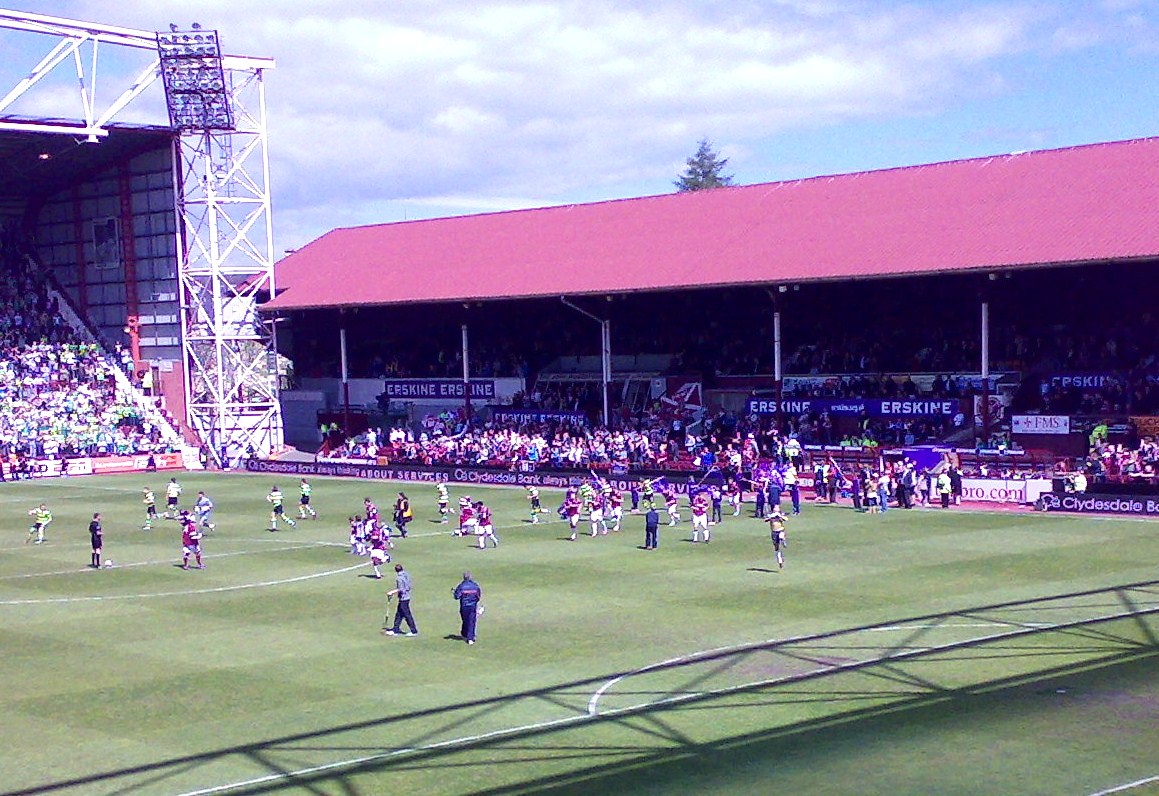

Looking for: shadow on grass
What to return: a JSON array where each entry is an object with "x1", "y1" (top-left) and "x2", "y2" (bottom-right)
[{"x1": 7, "y1": 580, "x2": 1159, "y2": 796}]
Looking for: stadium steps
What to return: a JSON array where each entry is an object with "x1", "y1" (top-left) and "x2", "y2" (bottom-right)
[{"x1": 34, "y1": 257, "x2": 195, "y2": 458}]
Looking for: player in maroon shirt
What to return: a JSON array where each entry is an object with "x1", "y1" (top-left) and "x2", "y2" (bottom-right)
[
  {"x1": 180, "y1": 511, "x2": 204, "y2": 570},
  {"x1": 368, "y1": 524, "x2": 390, "y2": 578},
  {"x1": 363, "y1": 498, "x2": 379, "y2": 524},
  {"x1": 475, "y1": 501, "x2": 499, "y2": 549},
  {"x1": 607, "y1": 488, "x2": 625, "y2": 532},
  {"x1": 565, "y1": 490, "x2": 582, "y2": 541}
]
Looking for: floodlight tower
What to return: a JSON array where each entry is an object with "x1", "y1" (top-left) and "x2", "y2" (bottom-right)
[{"x1": 157, "y1": 27, "x2": 284, "y2": 464}]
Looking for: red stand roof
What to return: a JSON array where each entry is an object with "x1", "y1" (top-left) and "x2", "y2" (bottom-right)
[{"x1": 264, "y1": 137, "x2": 1159, "y2": 312}]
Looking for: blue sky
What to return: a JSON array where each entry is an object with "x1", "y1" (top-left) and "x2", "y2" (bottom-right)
[{"x1": 1, "y1": 1, "x2": 1156, "y2": 253}]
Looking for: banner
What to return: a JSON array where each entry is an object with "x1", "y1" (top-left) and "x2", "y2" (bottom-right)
[
  {"x1": 959, "y1": 477, "x2": 1046, "y2": 504},
  {"x1": 88, "y1": 452, "x2": 185, "y2": 474},
  {"x1": 660, "y1": 380, "x2": 703, "y2": 413},
  {"x1": 381, "y1": 380, "x2": 495, "y2": 400},
  {"x1": 246, "y1": 458, "x2": 701, "y2": 495},
  {"x1": 1012, "y1": 415, "x2": 1070, "y2": 435},
  {"x1": 746, "y1": 398, "x2": 960, "y2": 417},
  {"x1": 974, "y1": 394, "x2": 1010, "y2": 426},
  {"x1": 1038, "y1": 492, "x2": 1159, "y2": 516},
  {"x1": 1, "y1": 452, "x2": 184, "y2": 479},
  {"x1": 491, "y1": 409, "x2": 589, "y2": 425},
  {"x1": 1047, "y1": 373, "x2": 1115, "y2": 390}
]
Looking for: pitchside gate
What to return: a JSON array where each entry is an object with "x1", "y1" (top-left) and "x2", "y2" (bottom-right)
[{"x1": 0, "y1": 8, "x2": 283, "y2": 463}]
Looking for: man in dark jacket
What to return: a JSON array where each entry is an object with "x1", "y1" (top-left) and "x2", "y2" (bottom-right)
[
  {"x1": 643, "y1": 506, "x2": 659, "y2": 549},
  {"x1": 453, "y1": 571, "x2": 482, "y2": 645}
]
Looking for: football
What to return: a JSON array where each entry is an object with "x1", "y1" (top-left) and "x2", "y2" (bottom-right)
[{"x1": 104, "y1": 560, "x2": 113, "y2": 568}]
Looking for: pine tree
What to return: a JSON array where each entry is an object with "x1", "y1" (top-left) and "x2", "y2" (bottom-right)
[{"x1": 674, "y1": 138, "x2": 734, "y2": 192}]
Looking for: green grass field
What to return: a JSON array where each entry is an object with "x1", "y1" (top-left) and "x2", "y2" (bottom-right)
[{"x1": 2, "y1": 472, "x2": 1158, "y2": 796}]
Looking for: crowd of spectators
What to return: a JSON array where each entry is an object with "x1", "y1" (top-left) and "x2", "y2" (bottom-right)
[
  {"x1": 0, "y1": 225, "x2": 171, "y2": 464},
  {"x1": 1084, "y1": 438, "x2": 1159, "y2": 483}
]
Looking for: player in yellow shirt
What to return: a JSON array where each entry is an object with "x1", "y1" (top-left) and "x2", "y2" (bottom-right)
[{"x1": 26, "y1": 503, "x2": 51, "y2": 544}]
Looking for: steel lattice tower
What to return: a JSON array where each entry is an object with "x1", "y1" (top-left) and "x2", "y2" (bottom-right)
[{"x1": 0, "y1": 8, "x2": 283, "y2": 463}]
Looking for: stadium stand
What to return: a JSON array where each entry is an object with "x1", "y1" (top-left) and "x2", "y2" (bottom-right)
[{"x1": 0, "y1": 222, "x2": 182, "y2": 467}]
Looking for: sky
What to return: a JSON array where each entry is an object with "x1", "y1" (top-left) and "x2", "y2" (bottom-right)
[{"x1": 1, "y1": 0, "x2": 1157, "y2": 255}]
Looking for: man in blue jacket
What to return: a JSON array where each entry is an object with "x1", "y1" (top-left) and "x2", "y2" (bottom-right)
[{"x1": 453, "y1": 571, "x2": 482, "y2": 645}]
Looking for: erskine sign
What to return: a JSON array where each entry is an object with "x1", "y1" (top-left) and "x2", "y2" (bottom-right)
[
  {"x1": 746, "y1": 398, "x2": 960, "y2": 417},
  {"x1": 1038, "y1": 492, "x2": 1159, "y2": 516}
]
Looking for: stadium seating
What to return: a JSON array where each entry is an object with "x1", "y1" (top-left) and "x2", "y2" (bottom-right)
[{"x1": 0, "y1": 225, "x2": 178, "y2": 463}]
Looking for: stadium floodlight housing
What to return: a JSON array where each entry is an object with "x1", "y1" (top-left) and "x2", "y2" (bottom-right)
[{"x1": 156, "y1": 27, "x2": 234, "y2": 130}]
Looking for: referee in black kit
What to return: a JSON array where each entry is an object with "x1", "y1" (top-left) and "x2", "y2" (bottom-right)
[
  {"x1": 452, "y1": 571, "x2": 482, "y2": 645},
  {"x1": 89, "y1": 513, "x2": 103, "y2": 568}
]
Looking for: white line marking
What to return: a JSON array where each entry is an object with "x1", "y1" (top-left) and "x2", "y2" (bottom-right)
[
  {"x1": 865, "y1": 622, "x2": 1054, "y2": 632},
  {"x1": 587, "y1": 643, "x2": 758, "y2": 716},
  {"x1": 173, "y1": 601, "x2": 1154, "y2": 796},
  {"x1": 0, "y1": 563, "x2": 364, "y2": 605},
  {"x1": 173, "y1": 710, "x2": 595, "y2": 796},
  {"x1": 1087, "y1": 775, "x2": 1159, "y2": 795},
  {"x1": 586, "y1": 619, "x2": 1060, "y2": 716},
  {"x1": 0, "y1": 543, "x2": 323, "y2": 581}
]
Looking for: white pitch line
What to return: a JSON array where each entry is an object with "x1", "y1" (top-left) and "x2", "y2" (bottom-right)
[
  {"x1": 865, "y1": 622, "x2": 1054, "y2": 632},
  {"x1": 175, "y1": 622, "x2": 986, "y2": 796},
  {"x1": 0, "y1": 563, "x2": 364, "y2": 605},
  {"x1": 175, "y1": 609, "x2": 1111, "y2": 796},
  {"x1": 1087, "y1": 775, "x2": 1159, "y2": 795},
  {"x1": 586, "y1": 644, "x2": 744, "y2": 717},
  {"x1": 586, "y1": 619, "x2": 1068, "y2": 716},
  {"x1": 173, "y1": 708, "x2": 597, "y2": 796},
  {"x1": 0, "y1": 543, "x2": 324, "y2": 581}
]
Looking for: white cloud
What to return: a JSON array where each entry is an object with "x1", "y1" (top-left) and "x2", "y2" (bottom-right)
[{"x1": 1, "y1": 0, "x2": 1153, "y2": 251}]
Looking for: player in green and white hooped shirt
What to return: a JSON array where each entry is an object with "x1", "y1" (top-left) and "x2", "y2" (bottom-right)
[
  {"x1": 297, "y1": 478, "x2": 318, "y2": 519},
  {"x1": 142, "y1": 487, "x2": 158, "y2": 529},
  {"x1": 26, "y1": 503, "x2": 51, "y2": 544},
  {"x1": 267, "y1": 486, "x2": 297, "y2": 531},
  {"x1": 163, "y1": 477, "x2": 183, "y2": 518},
  {"x1": 437, "y1": 482, "x2": 450, "y2": 523}
]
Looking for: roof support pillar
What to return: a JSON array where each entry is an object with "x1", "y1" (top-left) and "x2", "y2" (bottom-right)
[
  {"x1": 462, "y1": 323, "x2": 471, "y2": 421},
  {"x1": 981, "y1": 279, "x2": 992, "y2": 444},
  {"x1": 561, "y1": 296, "x2": 610, "y2": 427}
]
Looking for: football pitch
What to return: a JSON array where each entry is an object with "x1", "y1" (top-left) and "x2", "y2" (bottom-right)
[{"x1": 2, "y1": 472, "x2": 1158, "y2": 796}]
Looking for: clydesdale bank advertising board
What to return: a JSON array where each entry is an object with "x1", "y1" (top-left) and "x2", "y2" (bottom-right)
[
  {"x1": 1039, "y1": 492, "x2": 1159, "y2": 516},
  {"x1": 246, "y1": 459, "x2": 699, "y2": 494}
]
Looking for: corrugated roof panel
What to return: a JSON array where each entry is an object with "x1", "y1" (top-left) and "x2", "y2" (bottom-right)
[{"x1": 264, "y1": 137, "x2": 1159, "y2": 311}]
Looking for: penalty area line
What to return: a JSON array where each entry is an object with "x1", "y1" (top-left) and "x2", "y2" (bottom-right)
[
  {"x1": 1087, "y1": 774, "x2": 1159, "y2": 796},
  {"x1": 0, "y1": 542, "x2": 332, "y2": 581},
  {"x1": 0, "y1": 563, "x2": 364, "y2": 605}
]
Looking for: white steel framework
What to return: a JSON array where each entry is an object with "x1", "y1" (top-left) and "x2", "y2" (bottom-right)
[{"x1": 0, "y1": 8, "x2": 283, "y2": 463}]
